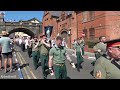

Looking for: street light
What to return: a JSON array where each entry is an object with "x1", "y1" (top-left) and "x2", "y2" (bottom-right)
[{"x1": 57, "y1": 33, "x2": 60, "y2": 36}]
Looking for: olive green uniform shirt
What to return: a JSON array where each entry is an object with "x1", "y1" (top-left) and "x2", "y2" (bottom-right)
[
  {"x1": 93, "y1": 42, "x2": 107, "y2": 55},
  {"x1": 49, "y1": 46, "x2": 66, "y2": 64},
  {"x1": 79, "y1": 39, "x2": 85, "y2": 48},
  {"x1": 32, "y1": 42, "x2": 39, "y2": 52},
  {"x1": 39, "y1": 41, "x2": 50, "y2": 54},
  {"x1": 74, "y1": 44, "x2": 81, "y2": 53},
  {"x1": 93, "y1": 56, "x2": 120, "y2": 79}
]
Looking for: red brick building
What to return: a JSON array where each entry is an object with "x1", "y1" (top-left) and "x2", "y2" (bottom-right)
[
  {"x1": 42, "y1": 11, "x2": 120, "y2": 51},
  {"x1": 76, "y1": 11, "x2": 120, "y2": 41},
  {"x1": 42, "y1": 11, "x2": 76, "y2": 48}
]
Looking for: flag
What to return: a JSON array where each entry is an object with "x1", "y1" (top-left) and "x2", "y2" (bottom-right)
[{"x1": 44, "y1": 26, "x2": 53, "y2": 37}]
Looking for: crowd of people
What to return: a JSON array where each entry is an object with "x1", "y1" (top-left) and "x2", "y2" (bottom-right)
[
  {"x1": 13, "y1": 33, "x2": 86, "y2": 79},
  {"x1": 0, "y1": 29, "x2": 120, "y2": 79},
  {"x1": 91, "y1": 36, "x2": 120, "y2": 79}
]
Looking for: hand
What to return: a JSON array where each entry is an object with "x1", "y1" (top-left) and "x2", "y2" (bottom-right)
[
  {"x1": 41, "y1": 39, "x2": 45, "y2": 43},
  {"x1": 97, "y1": 49, "x2": 101, "y2": 52},
  {"x1": 50, "y1": 70, "x2": 54, "y2": 75}
]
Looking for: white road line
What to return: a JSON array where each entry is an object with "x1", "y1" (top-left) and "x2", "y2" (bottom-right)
[
  {"x1": 70, "y1": 54, "x2": 96, "y2": 61},
  {"x1": 13, "y1": 52, "x2": 24, "y2": 79}
]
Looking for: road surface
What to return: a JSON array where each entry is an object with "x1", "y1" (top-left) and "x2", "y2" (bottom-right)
[{"x1": 0, "y1": 46, "x2": 95, "y2": 79}]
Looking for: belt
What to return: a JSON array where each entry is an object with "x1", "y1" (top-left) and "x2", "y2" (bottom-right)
[
  {"x1": 41, "y1": 53, "x2": 48, "y2": 55},
  {"x1": 54, "y1": 63, "x2": 65, "y2": 66}
]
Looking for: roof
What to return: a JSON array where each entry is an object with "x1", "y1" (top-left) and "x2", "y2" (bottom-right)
[
  {"x1": 49, "y1": 11, "x2": 62, "y2": 17},
  {"x1": 18, "y1": 18, "x2": 41, "y2": 23},
  {"x1": 28, "y1": 18, "x2": 42, "y2": 23},
  {"x1": 49, "y1": 11, "x2": 74, "y2": 17}
]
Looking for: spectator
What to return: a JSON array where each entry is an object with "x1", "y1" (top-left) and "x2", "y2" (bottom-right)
[
  {"x1": 27, "y1": 36, "x2": 32, "y2": 58},
  {"x1": 62, "y1": 38, "x2": 68, "y2": 48},
  {"x1": 0, "y1": 31, "x2": 13, "y2": 73}
]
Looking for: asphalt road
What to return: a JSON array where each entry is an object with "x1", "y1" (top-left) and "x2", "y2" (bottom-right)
[{"x1": 0, "y1": 46, "x2": 95, "y2": 79}]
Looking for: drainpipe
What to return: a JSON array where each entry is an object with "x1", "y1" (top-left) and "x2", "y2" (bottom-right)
[{"x1": 76, "y1": 12, "x2": 78, "y2": 39}]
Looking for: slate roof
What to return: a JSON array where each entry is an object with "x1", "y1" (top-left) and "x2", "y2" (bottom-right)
[{"x1": 49, "y1": 11, "x2": 74, "y2": 17}]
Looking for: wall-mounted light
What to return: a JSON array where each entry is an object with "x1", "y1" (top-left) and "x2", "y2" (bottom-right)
[
  {"x1": 57, "y1": 33, "x2": 60, "y2": 36},
  {"x1": 68, "y1": 30, "x2": 71, "y2": 35},
  {"x1": 69, "y1": 27, "x2": 71, "y2": 30}
]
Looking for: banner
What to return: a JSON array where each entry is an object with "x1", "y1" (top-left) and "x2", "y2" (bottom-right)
[{"x1": 44, "y1": 26, "x2": 53, "y2": 39}]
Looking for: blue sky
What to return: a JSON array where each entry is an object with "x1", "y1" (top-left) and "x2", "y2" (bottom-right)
[{"x1": 1, "y1": 11, "x2": 44, "y2": 22}]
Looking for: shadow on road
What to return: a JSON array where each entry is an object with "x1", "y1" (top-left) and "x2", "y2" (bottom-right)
[
  {"x1": 20, "y1": 63, "x2": 29, "y2": 69},
  {"x1": 75, "y1": 63, "x2": 83, "y2": 69},
  {"x1": 66, "y1": 76, "x2": 71, "y2": 79}
]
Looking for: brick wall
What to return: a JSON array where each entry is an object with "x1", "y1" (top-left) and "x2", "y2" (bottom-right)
[
  {"x1": 42, "y1": 13, "x2": 57, "y2": 40},
  {"x1": 77, "y1": 11, "x2": 106, "y2": 40},
  {"x1": 105, "y1": 11, "x2": 120, "y2": 40},
  {"x1": 42, "y1": 11, "x2": 120, "y2": 52}
]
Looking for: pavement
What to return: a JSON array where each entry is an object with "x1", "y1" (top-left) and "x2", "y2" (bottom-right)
[{"x1": 0, "y1": 47, "x2": 95, "y2": 79}]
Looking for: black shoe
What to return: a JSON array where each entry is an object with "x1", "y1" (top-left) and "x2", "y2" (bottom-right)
[
  {"x1": 80, "y1": 65, "x2": 83, "y2": 69},
  {"x1": 77, "y1": 68, "x2": 80, "y2": 72},
  {"x1": 90, "y1": 70, "x2": 94, "y2": 76}
]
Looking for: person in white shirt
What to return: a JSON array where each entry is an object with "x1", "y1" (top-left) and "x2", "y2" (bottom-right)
[
  {"x1": 19, "y1": 37, "x2": 22, "y2": 46},
  {"x1": 25, "y1": 37, "x2": 29, "y2": 50},
  {"x1": 62, "y1": 38, "x2": 68, "y2": 48}
]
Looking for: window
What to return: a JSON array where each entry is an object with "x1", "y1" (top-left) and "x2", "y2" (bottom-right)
[
  {"x1": 89, "y1": 11, "x2": 95, "y2": 20},
  {"x1": 89, "y1": 28, "x2": 95, "y2": 40},
  {"x1": 82, "y1": 11, "x2": 88, "y2": 22},
  {"x1": 62, "y1": 23, "x2": 65, "y2": 28}
]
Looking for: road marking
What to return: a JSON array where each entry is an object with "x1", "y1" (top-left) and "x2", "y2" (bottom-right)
[
  {"x1": 70, "y1": 54, "x2": 96, "y2": 61},
  {"x1": 13, "y1": 52, "x2": 24, "y2": 79},
  {"x1": 16, "y1": 52, "x2": 31, "y2": 79},
  {"x1": 18, "y1": 52, "x2": 37, "y2": 79}
]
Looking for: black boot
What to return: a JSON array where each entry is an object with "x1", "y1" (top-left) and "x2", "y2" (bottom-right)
[
  {"x1": 90, "y1": 70, "x2": 94, "y2": 76},
  {"x1": 77, "y1": 67, "x2": 80, "y2": 72}
]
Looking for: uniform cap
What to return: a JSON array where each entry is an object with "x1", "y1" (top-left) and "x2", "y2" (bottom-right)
[{"x1": 105, "y1": 38, "x2": 120, "y2": 47}]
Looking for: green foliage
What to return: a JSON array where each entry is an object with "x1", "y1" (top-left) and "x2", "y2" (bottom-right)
[{"x1": 87, "y1": 40, "x2": 97, "y2": 48}]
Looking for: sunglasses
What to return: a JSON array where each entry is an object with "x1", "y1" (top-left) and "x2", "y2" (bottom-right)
[{"x1": 112, "y1": 46, "x2": 120, "y2": 49}]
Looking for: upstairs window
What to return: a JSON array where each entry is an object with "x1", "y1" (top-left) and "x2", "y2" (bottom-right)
[
  {"x1": 89, "y1": 11, "x2": 95, "y2": 21},
  {"x1": 82, "y1": 11, "x2": 88, "y2": 23},
  {"x1": 89, "y1": 28, "x2": 95, "y2": 40}
]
